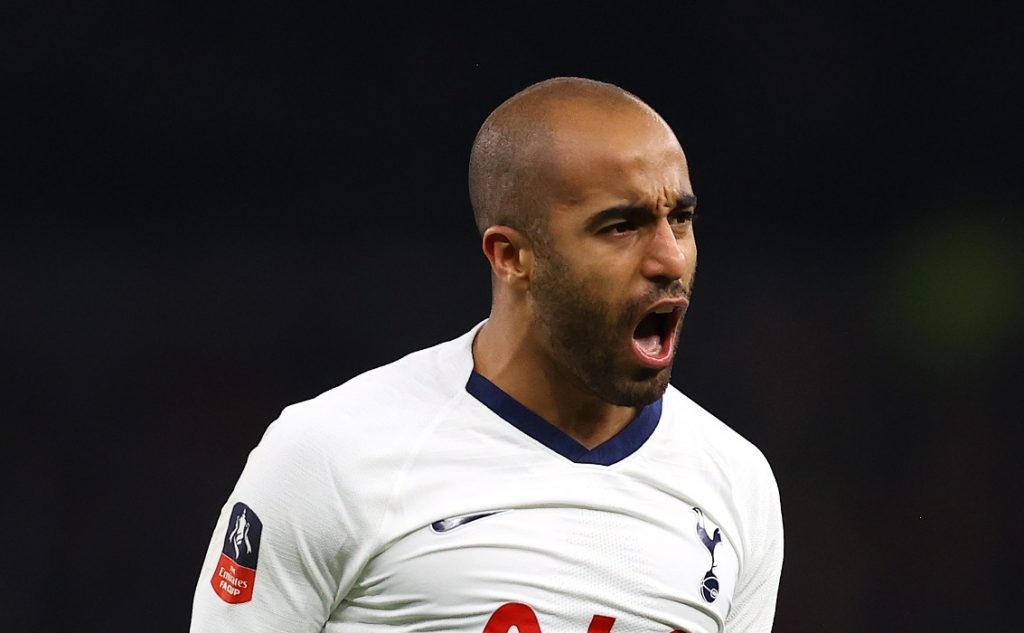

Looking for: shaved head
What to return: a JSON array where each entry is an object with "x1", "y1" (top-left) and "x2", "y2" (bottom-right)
[
  {"x1": 469, "y1": 76, "x2": 696, "y2": 410},
  {"x1": 468, "y1": 77, "x2": 662, "y2": 241}
]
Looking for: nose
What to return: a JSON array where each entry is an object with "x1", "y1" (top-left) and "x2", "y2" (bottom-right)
[{"x1": 641, "y1": 218, "x2": 689, "y2": 283}]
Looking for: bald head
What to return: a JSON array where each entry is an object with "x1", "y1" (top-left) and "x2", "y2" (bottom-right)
[{"x1": 468, "y1": 77, "x2": 664, "y2": 240}]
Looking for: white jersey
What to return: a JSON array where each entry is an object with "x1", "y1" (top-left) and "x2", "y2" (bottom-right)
[{"x1": 191, "y1": 323, "x2": 783, "y2": 633}]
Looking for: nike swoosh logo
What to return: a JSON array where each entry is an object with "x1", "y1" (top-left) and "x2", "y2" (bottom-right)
[{"x1": 430, "y1": 510, "x2": 509, "y2": 534}]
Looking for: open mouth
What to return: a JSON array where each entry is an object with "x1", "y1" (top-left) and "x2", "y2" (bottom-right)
[{"x1": 631, "y1": 303, "x2": 684, "y2": 368}]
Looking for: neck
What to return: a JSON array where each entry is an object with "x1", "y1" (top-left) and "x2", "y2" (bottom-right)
[{"x1": 473, "y1": 306, "x2": 639, "y2": 449}]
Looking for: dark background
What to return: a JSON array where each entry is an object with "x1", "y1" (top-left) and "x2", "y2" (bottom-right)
[{"x1": 5, "y1": 3, "x2": 1022, "y2": 631}]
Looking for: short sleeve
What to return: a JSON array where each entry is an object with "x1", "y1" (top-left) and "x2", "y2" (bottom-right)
[
  {"x1": 724, "y1": 455, "x2": 784, "y2": 633},
  {"x1": 190, "y1": 407, "x2": 368, "y2": 633}
]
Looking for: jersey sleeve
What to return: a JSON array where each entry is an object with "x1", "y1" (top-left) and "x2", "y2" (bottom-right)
[
  {"x1": 724, "y1": 454, "x2": 784, "y2": 633},
  {"x1": 190, "y1": 405, "x2": 377, "y2": 633}
]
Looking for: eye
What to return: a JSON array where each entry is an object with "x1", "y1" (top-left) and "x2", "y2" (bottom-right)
[
  {"x1": 601, "y1": 221, "x2": 637, "y2": 234},
  {"x1": 670, "y1": 209, "x2": 695, "y2": 225}
]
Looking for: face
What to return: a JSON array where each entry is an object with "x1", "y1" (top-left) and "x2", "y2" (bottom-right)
[{"x1": 528, "y1": 106, "x2": 697, "y2": 407}]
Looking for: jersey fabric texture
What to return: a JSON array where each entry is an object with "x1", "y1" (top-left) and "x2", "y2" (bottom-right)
[{"x1": 190, "y1": 323, "x2": 783, "y2": 633}]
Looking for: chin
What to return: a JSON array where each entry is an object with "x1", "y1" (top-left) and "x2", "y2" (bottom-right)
[{"x1": 601, "y1": 365, "x2": 673, "y2": 408}]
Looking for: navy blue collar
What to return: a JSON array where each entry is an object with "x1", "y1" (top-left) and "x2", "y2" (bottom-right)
[{"x1": 465, "y1": 371, "x2": 662, "y2": 466}]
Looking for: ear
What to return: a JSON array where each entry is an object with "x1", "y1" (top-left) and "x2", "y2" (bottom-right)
[{"x1": 481, "y1": 225, "x2": 534, "y2": 291}]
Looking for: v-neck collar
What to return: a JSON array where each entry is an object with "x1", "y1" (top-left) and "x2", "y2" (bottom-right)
[{"x1": 465, "y1": 371, "x2": 662, "y2": 466}]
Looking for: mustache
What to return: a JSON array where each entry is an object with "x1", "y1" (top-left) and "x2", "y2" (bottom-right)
[
  {"x1": 641, "y1": 277, "x2": 694, "y2": 305},
  {"x1": 666, "y1": 278, "x2": 693, "y2": 300},
  {"x1": 624, "y1": 276, "x2": 696, "y2": 324}
]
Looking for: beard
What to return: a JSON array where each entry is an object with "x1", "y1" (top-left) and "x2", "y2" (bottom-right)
[{"x1": 529, "y1": 246, "x2": 692, "y2": 408}]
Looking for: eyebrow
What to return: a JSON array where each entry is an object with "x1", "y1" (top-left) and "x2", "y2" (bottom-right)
[{"x1": 585, "y1": 193, "x2": 698, "y2": 230}]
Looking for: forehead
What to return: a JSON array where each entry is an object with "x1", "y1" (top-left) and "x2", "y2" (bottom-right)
[{"x1": 540, "y1": 105, "x2": 692, "y2": 209}]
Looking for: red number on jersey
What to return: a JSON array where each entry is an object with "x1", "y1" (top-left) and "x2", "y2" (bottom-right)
[
  {"x1": 483, "y1": 602, "x2": 684, "y2": 633},
  {"x1": 482, "y1": 603, "x2": 617, "y2": 633},
  {"x1": 482, "y1": 602, "x2": 542, "y2": 633}
]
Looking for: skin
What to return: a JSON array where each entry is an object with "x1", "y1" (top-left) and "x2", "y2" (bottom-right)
[{"x1": 472, "y1": 83, "x2": 697, "y2": 449}]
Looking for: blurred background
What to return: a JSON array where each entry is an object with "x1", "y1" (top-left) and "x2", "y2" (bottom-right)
[{"x1": 4, "y1": 3, "x2": 1022, "y2": 631}]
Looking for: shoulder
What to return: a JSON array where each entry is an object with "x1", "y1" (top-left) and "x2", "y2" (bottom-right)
[
  {"x1": 657, "y1": 385, "x2": 781, "y2": 524},
  {"x1": 661, "y1": 385, "x2": 776, "y2": 481},
  {"x1": 657, "y1": 385, "x2": 783, "y2": 571},
  {"x1": 254, "y1": 325, "x2": 479, "y2": 465},
  {"x1": 226, "y1": 325, "x2": 481, "y2": 541}
]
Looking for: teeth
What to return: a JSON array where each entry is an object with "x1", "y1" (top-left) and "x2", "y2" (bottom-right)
[{"x1": 653, "y1": 305, "x2": 674, "y2": 314}]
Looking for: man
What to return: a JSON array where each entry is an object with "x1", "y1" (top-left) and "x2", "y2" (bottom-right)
[{"x1": 191, "y1": 77, "x2": 783, "y2": 633}]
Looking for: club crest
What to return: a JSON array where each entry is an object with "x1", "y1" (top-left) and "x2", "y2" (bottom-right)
[{"x1": 692, "y1": 507, "x2": 722, "y2": 603}]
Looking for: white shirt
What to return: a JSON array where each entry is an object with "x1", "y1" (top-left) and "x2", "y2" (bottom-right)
[{"x1": 191, "y1": 323, "x2": 783, "y2": 633}]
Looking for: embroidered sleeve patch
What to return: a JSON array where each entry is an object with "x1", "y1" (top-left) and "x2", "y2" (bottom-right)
[{"x1": 210, "y1": 502, "x2": 263, "y2": 604}]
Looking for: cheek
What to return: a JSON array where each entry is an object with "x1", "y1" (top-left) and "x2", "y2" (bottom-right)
[
  {"x1": 580, "y1": 262, "x2": 630, "y2": 298},
  {"x1": 683, "y1": 236, "x2": 697, "y2": 270},
  {"x1": 588, "y1": 270, "x2": 642, "y2": 326}
]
